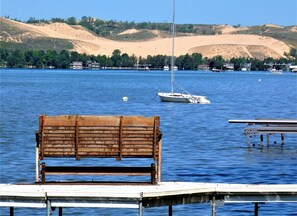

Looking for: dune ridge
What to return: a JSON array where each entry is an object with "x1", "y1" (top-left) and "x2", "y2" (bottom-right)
[{"x1": 0, "y1": 18, "x2": 293, "y2": 59}]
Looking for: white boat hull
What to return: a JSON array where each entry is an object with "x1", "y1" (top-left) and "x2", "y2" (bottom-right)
[{"x1": 158, "y1": 92, "x2": 210, "y2": 104}]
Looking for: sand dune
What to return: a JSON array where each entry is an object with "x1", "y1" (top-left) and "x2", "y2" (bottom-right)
[
  {"x1": 118, "y1": 29, "x2": 140, "y2": 35},
  {"x1": 0, "y1": 18, "x2": 292, "y2": 59}
]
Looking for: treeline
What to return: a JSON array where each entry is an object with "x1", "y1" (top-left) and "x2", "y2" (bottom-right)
[
  {"x1": 1, "y1": 48, "x2": 296, "y2": 70},
  {"x1": 4, "y1": 16, "x2": 216, "y2": 37}
]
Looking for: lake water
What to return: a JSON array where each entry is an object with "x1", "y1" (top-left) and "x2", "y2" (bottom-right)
[{"x1": 1, "y1": 69, "x2": 297, "y2": 215}]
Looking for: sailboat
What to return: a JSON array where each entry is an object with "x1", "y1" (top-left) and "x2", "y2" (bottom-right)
[{"x1": 158, "y1": 0, "x2": 210, "y2": 104}]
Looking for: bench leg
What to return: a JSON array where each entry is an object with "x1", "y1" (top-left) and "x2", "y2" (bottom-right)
[
  {"x1": 36, "y1": 147, "x2": 39, "y2": 182},
  {"x1": 41, "y1": 163, "x2": 46, "y2": 184},
  {"x1": 151, "y1": 163, "x2": 156, "y2": 185}
]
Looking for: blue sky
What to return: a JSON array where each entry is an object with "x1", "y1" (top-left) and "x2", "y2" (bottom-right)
[{"x1": 1, "y1": 0, "x2": 297, "y2": 26}]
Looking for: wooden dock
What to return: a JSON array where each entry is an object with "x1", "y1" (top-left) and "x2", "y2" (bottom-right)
[
  {"x1": 228, "y1": 119, "x2": 297, "y2": 147},
  {"x1": 1, "y1": 182, "x2": 297, "y2": 215}
]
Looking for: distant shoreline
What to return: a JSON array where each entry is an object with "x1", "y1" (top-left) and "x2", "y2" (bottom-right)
[{"x1": 1, "y1": 67, "x2": 297, "y2": 73}]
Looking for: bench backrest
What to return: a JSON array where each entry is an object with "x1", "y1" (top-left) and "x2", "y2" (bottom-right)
[{"x1": 37, "y1": 115, "x2": 161, "y2": 161}]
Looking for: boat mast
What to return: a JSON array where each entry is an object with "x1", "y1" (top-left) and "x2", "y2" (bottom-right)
[{"x1": 171, "y1": 0, "x2": 175, "y2": 95}]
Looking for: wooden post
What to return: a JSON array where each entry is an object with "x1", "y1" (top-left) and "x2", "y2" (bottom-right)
[
  {"x1": 59, "y1": 207, "x2": 63, "y2": 216},
  {"x1": 260, "y1": 134, "x2": 264, "y2": 147},
  {"x1": 211, "y1": 196, "x2": 216, "y2": 216},
  {"x1": 139, "y1": 201, "x2": 143, "y2": 216},
  {"x1": 254, "y1": 203, "x2": 259, "y2": 216},
  {"x1": 10, "y1": 207, "x2": 14, "y2": 216},
  {"x1": 246, "y1": 135, "x2": 251, "y2": 148},
  {"x1": 169, "y1": 205, "x2": 173, "y2": 216},
  {"x1": 46, "y1": 200, "x2": 52, "y2": 216},
  {"x1": 266, "y1": 134, "x2": 270, "y2": 146},
  {"x1": 281, "y1": 134, "x2": 284, "y2": 145}
]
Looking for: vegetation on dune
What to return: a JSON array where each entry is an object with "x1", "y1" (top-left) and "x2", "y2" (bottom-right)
[
  {"x1": 0, "y1": 18, "x2": 73, "y2": 51},
  {"x1": 0, "y1": 38, "x2": 73, "y2": 52},
  {"x1": 22, "y1": 16, "x2": 297, "y2": 44},
  {"x1": 237, "y1": 25, "x2": 297, "y2": 48},
  {"x1": 2, "y1": 16, "x2": 296, "y2": 44},
  {"x1": 74, "y1": 16, "x2": 216, "y2": 39},
  {"x1": 111, "y1": 30, "x2": 158, "y2": 41},
  {"x1": 0, "y1": 20, "x2": 27, "y2": 35},
  {"x1": 1, "y1": 16, "x2": 220, "y2": 41}
]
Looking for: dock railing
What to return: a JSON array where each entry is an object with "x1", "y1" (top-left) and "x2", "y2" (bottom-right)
[{"x1": 228, "y1": 119, "x2": 297, "y2": 147}]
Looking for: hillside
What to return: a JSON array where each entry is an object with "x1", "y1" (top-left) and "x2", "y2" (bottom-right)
[{"x1": 1, "y1": 17, "x2": 296, "y2": 60}]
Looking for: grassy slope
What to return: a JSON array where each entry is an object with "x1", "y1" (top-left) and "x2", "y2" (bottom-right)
[
  {"x1": 0, "y1": 19, "x2": 73, "y2": 51},
  {"x1": 236, "y1": 26, "x2": 297, "y2": 48}
]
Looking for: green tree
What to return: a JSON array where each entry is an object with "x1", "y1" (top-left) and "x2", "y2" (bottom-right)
[
  {"x1": 51, "y1": 18, "x2": 65, "y2": 23},
  {"x1": 191, "y1": 53, "x2": 203, "y2": 68},
  {"x1": 66, "y1": 17, "x2": 77, "y2": 25},
  {"x1": 55, "y1": 50, "x2": 70, "y2": 69},
  {"x1": 230, "y1": 57, "x2": 247, "y2": 71},
  {"x1": 177, "y1": 54, "x2": 193, "y2": 70},
  {"x1": 0, "y1": 49, "x2": 9, "y2": 61},
  {"x1": 7, "y1": 50, "x2": 25, "y2": 68},
  {"x1": 24, "y1": 50, "x2": 34, "y2": 65},
  {"x1": 209, "y1": 55, "x2": 224, "y2": 70},
  {"x1": 289, "y1": 48, "x2": 297, "y2": 62},
  {"x1": 111, "y1": 49, "x2": 122, "y2": 67},
  {"x1": 250, "y1": 59, "x2": 264, "y2": 71},
  {"x1": 121, "y1": 53, "x2": 133, "y2": 67},
  {"x1": 43, "y1": 50, "x2": 58, "y2": 67},
  {"x1": 97, "y1": 54, "x2": 108, "y2": 67},
  {"x1": 34, "y1": 50, "x2": 45, "y2": 68}
]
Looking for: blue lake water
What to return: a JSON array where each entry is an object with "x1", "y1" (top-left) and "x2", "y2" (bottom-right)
[{"x1": 1, "y1": 69, "x2": 297, "y2": 215}]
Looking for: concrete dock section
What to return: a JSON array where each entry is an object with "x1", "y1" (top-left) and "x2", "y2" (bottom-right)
[{"x1": 1, "y1": 182, "x2": 297, "y2": 215}]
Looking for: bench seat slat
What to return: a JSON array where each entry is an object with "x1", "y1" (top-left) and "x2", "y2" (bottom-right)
[
  {"x1": 44, "y1": 131, "x2": 75, "y2": 134},
  {"x1": 79, "y1": 134, "x2": 119, "y2": 137},
  {"x1": 79, "y1": 139, "x2": 119, "y2": 142},
  {"x1": 44, "y1": 147, "x2": 75, "y2": 151},
  {"x1": 43, "y1": 166, "x2": 155, "y2": 178}
]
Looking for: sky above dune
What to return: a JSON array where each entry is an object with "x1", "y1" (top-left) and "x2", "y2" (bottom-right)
[{"x1": 1, "y1": 0, "x2": 297, "y2": 26}]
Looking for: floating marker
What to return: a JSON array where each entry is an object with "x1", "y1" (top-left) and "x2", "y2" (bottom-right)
[{"x1": 122, "y1": 96, "x2": 128, "y2": 102}]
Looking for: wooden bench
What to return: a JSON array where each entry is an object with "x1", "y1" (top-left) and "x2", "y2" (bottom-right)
[{"x1": 35, "y1": 115, "x2": 162, "y2": 184}]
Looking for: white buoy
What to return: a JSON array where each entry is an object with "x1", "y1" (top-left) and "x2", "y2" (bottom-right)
[
  {"x1": 122, "y1": 96, "x2": 128, "y2": 102},
  {"x1": 258, "y1": 79, "x2": 261, "y2": 82}
]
